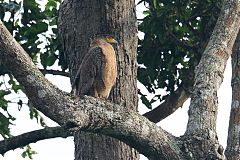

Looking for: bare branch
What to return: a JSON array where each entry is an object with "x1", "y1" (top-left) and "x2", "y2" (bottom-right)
[
  {"x1": 0, "y1": 127, "x2": 72, "y2": 155},
  {"x1": 39, "y1": 69, "x2": 69, "y2": 77}
]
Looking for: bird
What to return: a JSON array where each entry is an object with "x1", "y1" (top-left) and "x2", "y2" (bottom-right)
[{"x1": 72, "y1": 35, "x2": 118, "y2": 99}]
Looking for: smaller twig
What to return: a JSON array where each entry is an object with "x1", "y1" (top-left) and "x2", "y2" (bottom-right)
[
  {"x1": 39, "y1": 69, "x2": 69, "y2": 77},
  {"x1": 0, "y1": 127, "x2": 72, "y2": 155}
]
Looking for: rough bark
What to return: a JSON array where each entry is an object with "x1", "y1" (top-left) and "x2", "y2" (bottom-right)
[
  {"x1": 225, "y1": 32, "x2": 240, "y2": 159},
  {"x1": 184, "y1": 0, "x2": 240, "y2": 159},
  {"x1": 187, "y1": 0, "x2": 240, "y2": 134},
  {"x1": 58, "y1": 0, "x2": 139, "y2": 159}
]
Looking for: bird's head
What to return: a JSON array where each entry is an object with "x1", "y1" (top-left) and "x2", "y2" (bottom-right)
[
  {"x1": 104, "y1": 35, "x2": 118, "y2": 44},
  {"x1": 92, "y1": 34, "x2": 118, "y2": 46}
]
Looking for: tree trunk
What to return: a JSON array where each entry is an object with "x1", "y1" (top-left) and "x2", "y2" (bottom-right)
[
  {"x1": 225, "y1": 32, "x2": 240, "y2": 159},
  {"x1": 58, "y1": 0, "x2": 139, "y2": 159}
]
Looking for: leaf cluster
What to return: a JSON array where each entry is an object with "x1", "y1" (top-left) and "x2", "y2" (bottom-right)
[
  {"x1": 0, "y1": 86, "x2": 13, "y2": 138},
  {"x1": 21, "y1": 144, "x2": 37, "y2": 159},
  {"x1": 137, "y1": 0, "x2": 222, "y2": 108},
  {"x1": 0, "y1": 75, "x2": 24, "y2": 138},
  {"x1": 0, "y1": 0, "x2": 65, "y2": 70}
]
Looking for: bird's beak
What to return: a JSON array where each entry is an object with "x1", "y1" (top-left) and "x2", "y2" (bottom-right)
[
  {"x1": 113, "y1": 40, "x2": 119, "y2": 50},
  {"x1": 108, "y1": 38, "x2": 118, "y2": 44},
  {"x1": 108, "y1": 38, "x2": 119, "y2": 49}
]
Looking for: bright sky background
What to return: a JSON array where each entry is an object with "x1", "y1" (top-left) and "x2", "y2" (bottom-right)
[{"x1": 0, "y1": 1, "x2": 232, "y2": 160}]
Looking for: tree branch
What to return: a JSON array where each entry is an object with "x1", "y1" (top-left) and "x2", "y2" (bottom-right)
[
  {"x1": 143, "y1": 66, "x2": 194, "y2": 123},
  {"x1": 0, "y1": 64, "x2": 69, "y2": 77},
  {"x1": 143, "y1": 80, "x2": 191, "y2": 123},
  {"x1": 39, "y1": 69, "x2": 69, "y2": 77},
  {"x1": 225, "y1": 31, "x2": 240, "y2": 159},
  {"x1": 0, "y1": 127, "x2": 72, "y2": 155},
  {"x1": 0, "y1": 20, "x2": 183, "y2": 159},
  {"x1": 186, "y1": 0, "x2": 240, "y2": 135}
]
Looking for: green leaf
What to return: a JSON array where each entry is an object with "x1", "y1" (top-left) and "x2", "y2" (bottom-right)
[
  {"x1": 0, "y1": 4, "x2": 5, "y2": 20},
  {"x1": 40, "y1": 53, "x2": 49, "y2": 69},
  {"x1": 48, "y1": 53, "x2": 58, "y2": 66},
  {"x1": 21, "y1": 144, "x2": 37, "y2": 159},
  {"x1": 29, "y1": 107, "x2": 46, "y2": 127},
  {"x1": 0, "y1": 98, "x2": 8, "y2": 111},
  {"x1": 0, "y1": 90, "x2": 11, "y2": 98},
  {"x1": 29, "y1": 107, "x2": 38, "y2": 120},
  {"x1": 21, "y1": 151, "x2": 27, "y2": 158},
  {"x1": 0, "y1": 112, "x2": 11, "y2": 138},
  {"x1": 153, "y1": 0, "x2": 157, "y2": 9},
  {"x1": 40, "y1": 52, "x2": 58, "y2": 68},
  {"x1": 45, "y1": 0, "x2": 57, "y2": 11},
  {"x1": 49, "y1": 17, "x2": 57, "y2": 26},
  {"x1": 8, "y1": 75, "x2": 23, "y2": 93},
  {"x1": 23, "y1": 0, "x2": 39, "y2": 11},
  {"x1": 140, "y1": 95, "x2": 152, "y2": 109},
  {"x1": 24, "y1": 22, "x2": 48, "y2": 36},
  {"x1": 40, "y1": 117, "x2": 46, "y2": 127},
  {"x1": 143, "y1": 10, "x2": 151, "y2": 15}
]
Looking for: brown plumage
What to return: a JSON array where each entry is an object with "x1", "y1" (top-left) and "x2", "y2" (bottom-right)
[{"x1": 72, "y1": 35, "x2": 118, "y2": 99}]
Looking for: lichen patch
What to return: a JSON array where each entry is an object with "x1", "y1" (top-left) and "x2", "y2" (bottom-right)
[{"x1": 38, "y1": 90, "x2": 46, "y2": 98}]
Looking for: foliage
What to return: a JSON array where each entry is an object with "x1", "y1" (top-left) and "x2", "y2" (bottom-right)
[
  {"x1": 21, "y1": 144, "x2": 37, "y2": 159},
  {"x1": 0, "y1": 78, "x2": 21, "y2": 138},
  {"x1": 0, "y1": 0, "x2": 64, "y2": 69},
  {"x1": 29, "y1": 106, "x2": 46, "y2": 127},
  {"x1": 0, "y1": 87, "x2": 14, "y2": 138},
  {"x1": 137, "y1": 0, "x2": 222, "y2": 109},
  {"x1": 0, "y1": 0, "x2": 61, "y2": 140}
]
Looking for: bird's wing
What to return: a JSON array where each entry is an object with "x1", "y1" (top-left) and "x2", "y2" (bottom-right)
[{"x1": 72, "y1": 46, "x2": 105, "y2": 96}]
